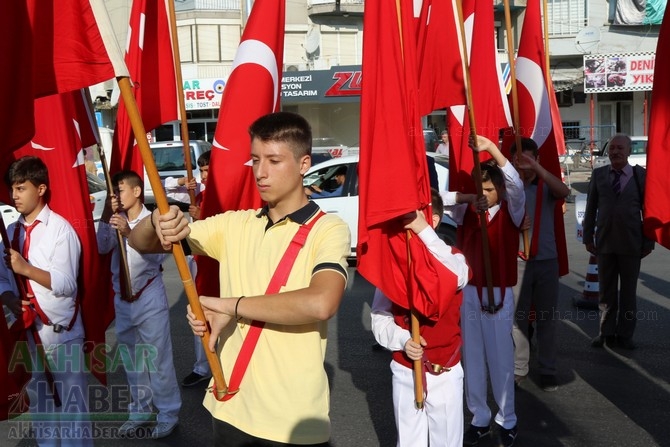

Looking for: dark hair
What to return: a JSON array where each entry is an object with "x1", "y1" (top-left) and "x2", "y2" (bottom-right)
[
  {"x1": 479, "y1": 160, "x2": 505, "y2": 191},
  {"x1": 509, "y1": 137, "x2": 539, "y2": 157},
  {"x1": 5, "y1": 156, "x2": 50, "y2": 191},
  {"x1": 197, "y1": 151, "x2": 211, "y2": 168},
  {"x1": 112, "y1": 170, "x2": 143, "y2": 190},
  {"x1": 334, "y1": 166, "x2": 347, "y2": 177},
  {"x1": 248, "y1": 111, "x2": 312, "y2": 159},
  {"x1": 430, "y1": 188, "x2": 444, "y2": 217}
]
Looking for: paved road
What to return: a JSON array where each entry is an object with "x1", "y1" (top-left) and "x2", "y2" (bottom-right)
[{"x1": 2, "y1": 167, "x2": 669, "y2": 446}]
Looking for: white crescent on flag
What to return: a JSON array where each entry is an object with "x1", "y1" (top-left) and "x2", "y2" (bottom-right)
[
  {"x1": 212, "y1": 39, "x2": 279, "y2": 151},
  {"x1": 30, "y1": 141, "x2": 54, "y2": 151},
  {"x1": 516, "y1": 56, "x2": 551, "y2": 148}
]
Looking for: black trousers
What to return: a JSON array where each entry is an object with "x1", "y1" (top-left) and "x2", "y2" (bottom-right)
[{"x1": 212, "y1": 418, "x2": 331, "y2": 447}]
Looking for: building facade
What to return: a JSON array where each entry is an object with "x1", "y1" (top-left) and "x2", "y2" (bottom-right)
[{"x1": 95, "y1": 0, "x2": 663, "y2": 150}]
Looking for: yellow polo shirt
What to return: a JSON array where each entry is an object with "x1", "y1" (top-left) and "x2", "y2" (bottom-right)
[{"x1": 187, "y1": 202, "x2": 350, "y2": 444}]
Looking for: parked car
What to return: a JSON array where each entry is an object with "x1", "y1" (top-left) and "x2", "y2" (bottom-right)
[
  {"x1": 304, "y1": 153, "x2": 456, "y2": 259},
  {"x1": 593, "y1": 135, "x2": 647, "y2": 169},
  {"x1": 144, "y1": 140, "x2": 212, "y2": 210},
  {"x1": 0, "y1": 202, "x2": 20, "y2": 227},
  {"x1": 311, "y1": 137, "x2": 352, "y2": 165},
  {"x1": 87, "y1": 171, "x2": 107, "y2": 230}
]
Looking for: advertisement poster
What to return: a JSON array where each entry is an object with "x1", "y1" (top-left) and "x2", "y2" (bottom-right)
[{"x1": 583, "y1": 52, "x2": 655, "y2": 93}]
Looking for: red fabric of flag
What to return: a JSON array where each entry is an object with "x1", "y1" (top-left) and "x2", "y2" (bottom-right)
[
  {"x1": 643, "y1": 5, "x2": 670, "y2": 249},
  {"x1": 0, "y1": 91, "x2": 114, "y2": 386},
  {"x1": 203, "y1": 0, "x2": 285, "y2": 217},
  {"x1": 198, "y1": 0, "x2": 285, "y2": 297},
  {"x1": 357, "y1": 0, "x2": 458, "y2": 319},
  {"x1": 415, "y1": 0, "x2": 466, "y2": 115},
  {"x1": 2, "y1": 0, "x2": 118, "y2": 153},
  {"x1": 448, "y1": 0, "x2": 511, "y2": 194},
  {"x1": 28, "y1": 0, "x2": 116, "y2": 98},
  {"x1": 513, "y1": 0, "x2": 569, "y2": 275},
  {"x1": 110, "y1": 0, "x2": 177, "y2": 176}
]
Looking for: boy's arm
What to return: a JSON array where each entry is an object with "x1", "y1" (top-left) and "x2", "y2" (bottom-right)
[
  {"x1": 128, "y1": 205, "x2": 190, "y2": 253},
  {"x1": 518, "y1": 152, "x2": 570, "y2": 199},
  {"x1": 501, "y1": 162, "x2": 526, "y2": 227},
  {"x1": 472, "y1": 134, "x2": 509, "y2": 168},
  {"x1": 370, "y1": 288, "x2": 411, "y2": 351},
  {"x1": 416, "y1": 226, "x2": 470, "y2": 290},
  {"x1": 440, "y1": 191, "x2": 475, "y2": 225}
]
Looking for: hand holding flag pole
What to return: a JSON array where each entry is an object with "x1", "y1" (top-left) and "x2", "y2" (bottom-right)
[
  {"x1": 166, "y1": 0, "x2": 196, "y2": 206},
  {"x1": 455, "y1": 0, "x2": 496, "y2": 312},
  {"x1": 97, "y1": 143, "x2": 133, "y2": 300},
  {"x1": 116, "y1": 76, "x2": 228, "y2": 399},
  {"x1": 0, "y1": 215, "x2": 61, "y2": 407}
]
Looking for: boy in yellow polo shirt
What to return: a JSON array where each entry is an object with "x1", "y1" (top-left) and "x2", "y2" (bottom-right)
[{"x1": 128, "y1": 112, "x2": 351, "y2": 446}]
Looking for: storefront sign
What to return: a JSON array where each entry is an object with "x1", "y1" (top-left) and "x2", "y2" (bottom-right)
[
  {"x1": 183, "y1": 78, "x2": 226, "y2": 110},
  {"x1": 281, "y1": 65, "x2": 362, "y2": 104},
  {"x1": 184, "y1": 66, "x2": 364, "y2": 110},
  {"x1": 583, "y1": 52, "x2": 655, "y2": 93}
]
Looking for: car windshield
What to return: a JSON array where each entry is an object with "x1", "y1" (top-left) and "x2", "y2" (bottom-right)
[
  {"x1": 87, "y1": 172, "x2": 106, "y2": 193},
  {"x1": 151, "y1": 146, "x2": 197, "y2": 171},
  {"x1": 630, "y1": 140, "x2": 647, "y2": 155}
]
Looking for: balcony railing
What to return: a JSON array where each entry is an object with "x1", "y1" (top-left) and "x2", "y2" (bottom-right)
[{"x1": 175, "y1": 0, "x2": 241, "y2": 12}]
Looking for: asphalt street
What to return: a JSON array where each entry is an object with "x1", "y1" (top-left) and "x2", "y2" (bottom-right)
[{"x1": 2, "y1": 166, "x2": 669, "y2": 446}]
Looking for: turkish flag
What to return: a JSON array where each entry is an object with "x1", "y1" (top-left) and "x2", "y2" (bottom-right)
[
  {"x1": 2, "y1": 0, "x2": 125, "y2": 153},
  {"x1": 203, "y1": 0, "x2": 285, "y2": 216},
  {"x1": 198, "y1": 0, "x2": 285, "y2": 296},
  {"x1": 110, "y1": 0, "x2": 177, "y2": 176},
  {"x1": 357, "y1": 0, "x2": 458, "y2": 318},
  {"x1": 643, "y1": 5, "x2": 670, "y2": 249},
  {"x1": 415, "y1": 0, "x2": 466, "y2": 115},
  {"x1": 0, "y1": 91, "x2": 114, "y2": 386},
  {"x1": 448, "y1": 0, "x2": 511, "y2": 194},
  {"x1": 511, "y1": 0, "x2": 568, "y2": 274}
]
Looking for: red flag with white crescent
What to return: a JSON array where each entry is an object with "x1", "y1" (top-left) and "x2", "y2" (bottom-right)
[
  {"x1": 204, "y1": 0, "x2": 285, "y2": 217},
  {"x1": 111, "y1": 0, "x2": 177, "y2": 177},
  {"x1": 0, "y1": 91, "x2": 114, "y2": 387},
  {"x1": 197, "y1": 0, "x2": 285, "y2": 297},
  {"x1": 513, "y1": 0, "x2": 569, "y2": 275}
]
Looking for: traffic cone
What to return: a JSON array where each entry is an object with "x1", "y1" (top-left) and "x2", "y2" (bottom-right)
[{"x1": 573, "y1": 254, "x2": 600, "y2": 309}]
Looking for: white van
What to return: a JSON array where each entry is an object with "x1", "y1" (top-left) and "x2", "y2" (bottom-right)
[{"x1": 143, "y1": 140, "x2": 212, "y2": 209}]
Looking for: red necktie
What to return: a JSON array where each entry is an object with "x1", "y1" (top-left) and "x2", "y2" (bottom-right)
[{"x1": 22, "y1": 220, "x2": 40, "y2": 295}]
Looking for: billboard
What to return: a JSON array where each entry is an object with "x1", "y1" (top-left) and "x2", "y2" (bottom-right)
[{"x1": 583, "y1": 52, "x2": 655, "y2": 93}]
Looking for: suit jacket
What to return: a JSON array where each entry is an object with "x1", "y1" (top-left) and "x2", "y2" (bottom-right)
[{"x1": 583, "y1": 164, "x2": 655, "y2": 256}]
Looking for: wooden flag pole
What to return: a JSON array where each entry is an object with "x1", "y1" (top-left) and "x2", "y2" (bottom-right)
[
  {"x1": 96, "y1": 138, "x2": 133, "y2": 300},
  {"x1": 502, "y1": 0, "x2": 529, "y2": 258},
  {"x1": 166, "y1": 0, "x2": 196, "y2": 205},
  {"x1": 406, "y1": 230, "x2": 424, "y2": 410},
  {"x1": 116, "y1": 76, "x2": 228, "y2": 399},
  {"x1": 394, "y1": 0, "x2": 424, "y2": 409},
  {"x1": 454, "y1": 0, "x2": 496, "y2": 312}
]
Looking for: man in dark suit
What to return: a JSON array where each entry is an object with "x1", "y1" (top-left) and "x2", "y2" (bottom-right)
[{"x1": 583, "y1": 134, "x2": 654, "y2": 350}]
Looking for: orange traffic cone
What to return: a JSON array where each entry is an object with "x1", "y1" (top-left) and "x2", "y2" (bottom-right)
[{"x1": 573, "y1": 254, "x2": 600, "y2": 309}]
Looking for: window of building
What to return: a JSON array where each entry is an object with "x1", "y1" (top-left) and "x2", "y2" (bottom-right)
[
  {"x1": 197, "y1": 25, "x2": 220, "y2": 61},
  {"x1": 562, "y1": 121, "x2": 581, "y2": 140},
  {"x1": 547, "y1": 0, "x2": 588, "y2": 36},
  {"x1": 178, "y1": 26, "x2": 194, "y2": 63}
]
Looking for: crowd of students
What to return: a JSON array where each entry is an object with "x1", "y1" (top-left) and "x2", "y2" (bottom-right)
[{"x1": 0, "y1": 112, "x2": 650, "y2": 447}]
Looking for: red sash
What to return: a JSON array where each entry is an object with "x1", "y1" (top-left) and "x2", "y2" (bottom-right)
[{"x1": 216, "y1": 211, "x2": 325, "y2": 401}]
